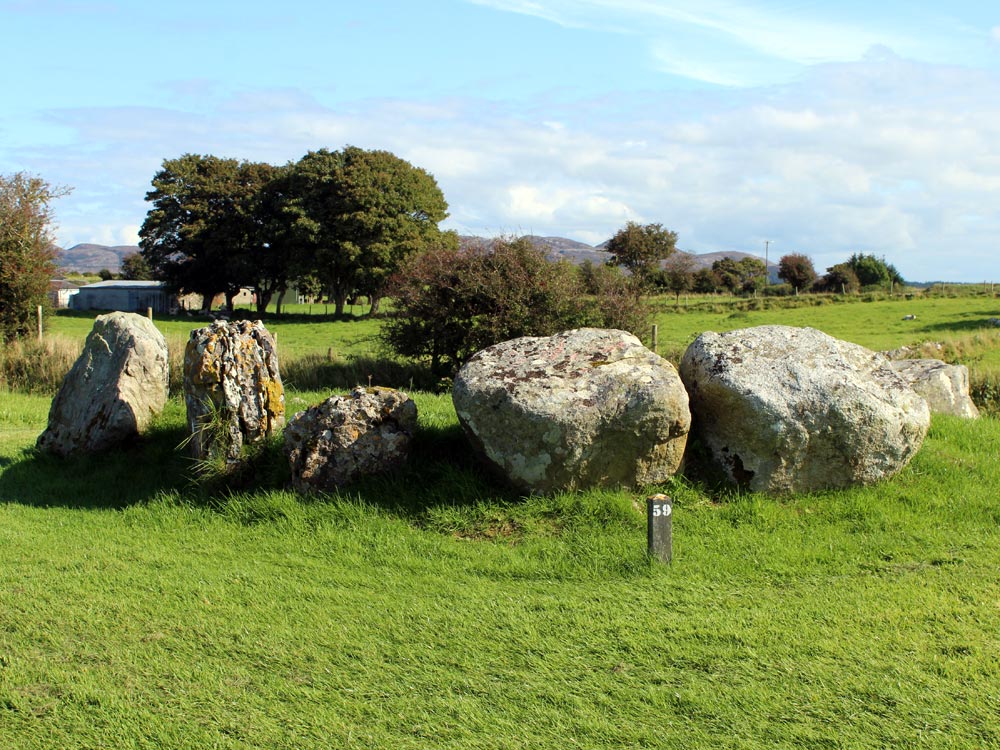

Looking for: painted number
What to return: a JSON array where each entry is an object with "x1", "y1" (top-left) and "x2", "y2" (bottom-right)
[{"x1": 652, "y1": 504, "x2": 672, "y2": 517}]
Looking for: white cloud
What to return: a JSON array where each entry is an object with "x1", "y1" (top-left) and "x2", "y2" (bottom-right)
[{"x1": 16, "y1": 51, "x2": 1000, "y2": 282}]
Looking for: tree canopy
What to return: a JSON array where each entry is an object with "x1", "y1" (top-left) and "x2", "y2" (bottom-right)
[
  {"x1": 0, "y1": 173, "x2": 68, "y2": 341},
  {"x1": 605, "y1": 221, "x2": 677, "y2": 286},
  {"x1": 139, "y1": 147, "x2": 452, "y2": 317},
  {"x1": 777, "y1": 253, "x2": 817, "y2": 293}
]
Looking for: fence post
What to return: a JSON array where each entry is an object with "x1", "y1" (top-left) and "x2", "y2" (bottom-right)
[
  {"x1": 652, "y1": 324, "x2": 658, "y2": 354},
  {"x1": 37, "y1": 305, "x2": 43, "y2": 341}
]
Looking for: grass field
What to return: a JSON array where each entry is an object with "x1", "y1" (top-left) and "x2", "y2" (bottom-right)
[{"x1": 2, "y1": 295, "x2": 1000, "y2": 748}]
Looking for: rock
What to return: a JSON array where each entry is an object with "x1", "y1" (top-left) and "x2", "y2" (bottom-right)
[
  {"x1": 679, "y1": 325, "x2": 930, "y2": 494},
  {"x1": 452, "y1": 328, "x2": 690, "y2": 493},
  {"x1": 37, "y1": 312, "x2": 168, "y2": 456},
  {"x1": 284, "y1": 386, "x2": 418, "y2": 492},
  {"x1": 183, "y1": 320, "x2": 285, "y2": 463},
  {"x1": 889, "y1": 359, "x2": 980, "y2": 419}
]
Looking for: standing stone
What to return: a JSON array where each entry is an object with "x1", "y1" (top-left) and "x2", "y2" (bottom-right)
[
  {"x1": 284, "y1": 386, "x2": 418, "y2": 492},
  {"x1": 889, "y1": 359, "x2": 980, "y2": 419},
  {"x1": 453, "y1": 328, "x2": 690, "y2": 493},
  {"x1": 183, "y1": 320, "x2": 285, "y2": 463},
  {"x1": 679, "y1": 325, "x2": 930, "y2": 494},
  {"x1": 37, "y1": 312, "x2": 168, "y2": 456}
]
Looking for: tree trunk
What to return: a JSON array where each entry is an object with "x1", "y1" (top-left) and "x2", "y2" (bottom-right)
[{"x1": 255, "y1": 290, "x2": 273, "y2": 316}]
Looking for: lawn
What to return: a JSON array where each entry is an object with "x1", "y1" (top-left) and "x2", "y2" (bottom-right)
[{"x1": 2, "y1": 295, "x2": 1000, "y2": 748}]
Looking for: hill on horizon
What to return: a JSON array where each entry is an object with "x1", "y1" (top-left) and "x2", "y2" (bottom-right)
[
  {"x1": 57, "y1": 237, "x2": 779, "y2": 279},
  {"x1": 57, "y1": 243, "x2": 140, "y2": 274}
]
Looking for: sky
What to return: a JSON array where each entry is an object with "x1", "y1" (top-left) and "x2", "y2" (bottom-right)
[{"x1": 2, "y1": 0, "x2": 999, "y2": 282}]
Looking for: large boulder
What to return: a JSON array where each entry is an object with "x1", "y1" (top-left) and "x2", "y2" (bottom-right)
[
  {"x1": 679, "y1": 325, "x2": 930, "y2": 494},
  {"x1": 37, "y1": 312, "x2": 168, "y2": 456},
  {"x1": 284, "y1": 386, "x2": 418, "y2": 492},
  {"x1": 183, "y1": 320, "x2": 285, "y2": 463},
  {"x1": 889, "y1": 359, "x2": 980, "y2": 419},
  {"x1": 452, "y1": 328, "x2": 690, "y2": 493}
]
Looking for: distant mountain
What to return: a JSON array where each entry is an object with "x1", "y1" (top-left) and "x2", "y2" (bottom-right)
[
  {"x1": 57, "y1": 243, "x2": 140, "y2": 273},
  {"x1": 56, "y1": 236, "x2": 778, "y2": 280},
  {"x1": 461, "y1": 235, "x2": 778, "y2": 280}
]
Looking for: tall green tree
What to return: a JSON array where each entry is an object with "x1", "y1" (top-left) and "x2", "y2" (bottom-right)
[
  {"x1": 225, "y1": 162, "x2": 303, "y2": 315},
  {"x1": 289, "y1": 146, "x2": 452, "y2": 316},
  {"x1": 846, "y1": 252, "x2": 896, "y2": 289},
  {"x1": 140, "y1": 154, "x2": 273, "y2": 312},
  {"x1": 605, "y1": 221, "x2": 678, "y2": 288},
  {"x1": 0, "y1": 173, "x2": 68, "y2": 341},
  {"x1": 711, "y1": 257, "x2": 742, "y2": 294}
]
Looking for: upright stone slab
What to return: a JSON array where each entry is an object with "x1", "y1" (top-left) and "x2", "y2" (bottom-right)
[
  {"x1": 679, "y1": 325, "x2": 930, "y2": 494},
  {"x1": 183, "y1": 320, "x2": 285, "y2": 463},
  {"x1": 37, "y1": 311, "x2": 168, "y2": 456},
  {"x1": 284, "y1": 386, "x2": 418, "y2": 492},
  {"x1": 453, "y1": 328, "x2": 691, "y2": 493}
]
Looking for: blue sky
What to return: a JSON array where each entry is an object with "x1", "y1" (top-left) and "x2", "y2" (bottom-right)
[{"x1": 2, "y1": 0, "x2": 999, "y2": 281}]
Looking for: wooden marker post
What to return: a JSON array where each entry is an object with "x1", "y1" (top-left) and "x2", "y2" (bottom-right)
[{"x1": 647, "y1": 493, "x2": 672, "y2": 563}]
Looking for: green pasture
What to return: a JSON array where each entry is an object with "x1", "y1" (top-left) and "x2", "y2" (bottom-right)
[{"x1": 2, "y1": 293, "x2": 1000, "y2": 747}]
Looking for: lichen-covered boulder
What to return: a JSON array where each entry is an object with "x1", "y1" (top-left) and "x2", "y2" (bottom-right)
[
  {"x1": 679, "y1": 325, "x2": 930, "y2": 494},
  {"x1": 183, "y1": 320, "x2": 284, "y2": 463},
  {"x1": 284, "y1": 386, "x2": 417, "y2": 492},
  {"x1": 889, "y1": 359, "x2": 980, "y2": 419},
  {"x1": 452, "y1": 328, "x2": 690, "y2": 493},
  {"x1": 37, "y1": 312, "x2": 168, "y2": 456}
]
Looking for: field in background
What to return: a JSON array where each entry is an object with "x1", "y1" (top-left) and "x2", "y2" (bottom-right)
[{"x1": 2, "y1": 290, "x2": 1000, "y2": 747}]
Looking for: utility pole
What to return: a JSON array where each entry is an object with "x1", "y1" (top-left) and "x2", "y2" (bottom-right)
[{"x1": 764, "y1": 240, "x2": 771, "y2": 285}]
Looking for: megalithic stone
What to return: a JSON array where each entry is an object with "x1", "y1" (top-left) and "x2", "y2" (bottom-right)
[{"x1": 183, "y1": 320, "x2": 285, "y2": 463}]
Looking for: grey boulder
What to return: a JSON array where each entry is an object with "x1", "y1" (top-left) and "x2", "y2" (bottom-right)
[
  {"x1": 889, "y1": 359, "x2": 980, "y2": 419},
  {"x1": 679, "y1": 325, "x2": 930, "y2": 494},
  {"x1": 452, "y1": 328, "x2": 690, "y2": 493},
  {"x1": 284, "y1": 386, "x2": 418, "y2": 492},
  {"x1": 37, "y1": 311, "x2": 169, "y2": 456}
]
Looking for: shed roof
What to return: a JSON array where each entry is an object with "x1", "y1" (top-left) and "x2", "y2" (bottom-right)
[{"x1": 78, "y1": 280, "x2": 166, "y2": 290}]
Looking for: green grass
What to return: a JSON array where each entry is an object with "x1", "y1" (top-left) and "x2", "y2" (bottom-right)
[
  {"x1": 3, "y1": 297, "x2": 1000, "y2": 747},
  {"x1": 2, "y1": 386, "x2": 1000, "y2": 748},
  {"x1": 651, "y1": 293, "x2": 1000, "y2": 360}
]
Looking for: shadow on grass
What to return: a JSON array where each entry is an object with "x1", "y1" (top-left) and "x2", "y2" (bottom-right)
[
  {"x1": 0, "y1": 417, "x2": 516, "y2": 518},
  {"x1": 0, "y1": 423, "x2": 191, "y2": 510},
  {"x1": 915, "y1": 313, "x2": 1000, "y2": 335}
]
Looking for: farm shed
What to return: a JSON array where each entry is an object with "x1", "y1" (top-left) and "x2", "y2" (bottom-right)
[
  {"x1": 71, "y1": 281, "x2": 178, "y2": 314},
  {"x1": 49, "y1": 279, "x2": 81, "y2": 309}
]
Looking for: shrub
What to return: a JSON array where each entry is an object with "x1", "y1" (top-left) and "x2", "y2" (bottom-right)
[{"x1": 382, "y1": 237, "x2": 650, "y2": 376}]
